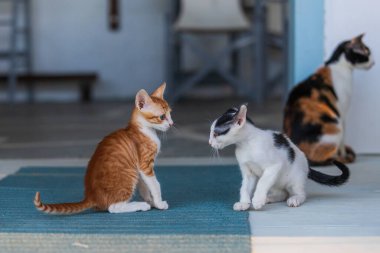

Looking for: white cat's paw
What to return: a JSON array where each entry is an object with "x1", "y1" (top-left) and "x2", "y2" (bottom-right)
[
  {"x1": 233, "y1": 202, "x2": 250, "y2": 211},
  {"x1": 286, "y1": 196, "x2": 304, "y2": 207},
  {"x1": 154, "y1": 201, "x2": 169, "y2": 210},
  {"x1": 252, "y1": 197, "x2": 266, "y2": 210},
  {"x1": 140, "y1": 202, "x2": 151, "y2": 211}
]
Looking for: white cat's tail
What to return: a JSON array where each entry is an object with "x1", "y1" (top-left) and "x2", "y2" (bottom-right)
[{"x1": 308, "y1": 160, "x2": 350, "y2": 186}]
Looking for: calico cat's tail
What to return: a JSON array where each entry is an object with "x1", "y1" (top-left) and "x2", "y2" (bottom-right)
[
  {"x1": 34, "y1": 192, "x2": 93, "y2": 215},
  {"x1": 308, "y1": 160, "x2": 350, "y2": 186}
]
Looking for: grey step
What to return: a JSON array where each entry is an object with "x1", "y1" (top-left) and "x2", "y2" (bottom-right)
[
  {"x1": 0, "y1": 0, "x2": 27, "y2": 2},
  {"x1": 0, "y1": 51, "x2": 27, "y2": 58}
]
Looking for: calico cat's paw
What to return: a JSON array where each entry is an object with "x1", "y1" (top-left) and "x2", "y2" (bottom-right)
[
  {"x1": 252, "y1": 197, "x2": 266, "y2": 210},
  {"x1": 154, "y1": 201, "x2": 169, "y2": 210},
  {"x1": 233, "y1": 202, "x2": 250, "y2": 211}
]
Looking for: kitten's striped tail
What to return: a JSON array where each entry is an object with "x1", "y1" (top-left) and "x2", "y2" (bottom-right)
[{"x1": 34, "y1": 192, "x2": 93, "y2": 215}]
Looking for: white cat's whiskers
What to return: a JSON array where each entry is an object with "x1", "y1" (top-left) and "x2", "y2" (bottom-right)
[{"x1": 210, "y1": 147, "x2": 220, "y2": 159}]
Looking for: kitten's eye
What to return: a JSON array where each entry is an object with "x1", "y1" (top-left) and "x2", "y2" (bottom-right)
[
  {"x1": 160, "y1": 114, "x2": 166, "y2": 120},
  {"x1": 213, "y1": 133, "x2": 218, "y2": 138}
]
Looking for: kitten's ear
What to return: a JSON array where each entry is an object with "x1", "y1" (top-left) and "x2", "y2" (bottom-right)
[
  {"x1": 151, "y1": 82, "x2": 166, "y2": 99},
  {"x1": 235, "y1": 104, "x2": 247, "y2": 126},
  {"x1": 135, "y1": 89, "x2": 153, "y2": 112}
]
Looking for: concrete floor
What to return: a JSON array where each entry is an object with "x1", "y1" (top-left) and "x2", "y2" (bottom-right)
[
  {"x1": 0, "y1": 98, "x2": 283, "y2": 159},
  {"x1": 251, "y1": 155, "x2": 380, "y2": 253}
]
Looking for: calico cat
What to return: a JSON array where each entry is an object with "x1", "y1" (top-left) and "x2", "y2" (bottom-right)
[
  {"x1": 34, "y1": 83, "x2": 173, "y2": 214},
  {"x1": 209, "y1": 105, "x2": 349, "y2": 210},
  {"x1": 284, "y1": 34, "x2": 374, "y2": 165}
]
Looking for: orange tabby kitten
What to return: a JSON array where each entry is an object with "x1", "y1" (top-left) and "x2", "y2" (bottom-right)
[{"x1": 34, "y1": 83, "x2": 173, "y2": 214}]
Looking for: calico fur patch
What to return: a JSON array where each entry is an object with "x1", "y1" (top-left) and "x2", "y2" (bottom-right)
[{"x1": 283, "y1": 34, "x2": 373, "y2": 165}]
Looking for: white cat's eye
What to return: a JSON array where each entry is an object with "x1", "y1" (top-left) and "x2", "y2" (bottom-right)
[{"x1": 160, "y1": 114, "x2": 166, "y2": 120}]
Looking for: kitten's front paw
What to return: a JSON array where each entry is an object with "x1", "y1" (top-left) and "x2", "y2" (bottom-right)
[
  {"x1": 286, "y1": 196, "x2": 305, "y2": 207},
  {"x1": 154, "y1": 201, "x2": 169, "y2": 210},
  {"x1": 233, "y1": 202, "x2": 250, "y2": 211},
  {"x1": 252, "y1": 197, "x2": 266, "y2": 210}
]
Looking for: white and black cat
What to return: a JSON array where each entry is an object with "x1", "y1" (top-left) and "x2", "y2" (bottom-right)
[{"x1": 209, "y1": 105, "x2": 350, "y2": 210}]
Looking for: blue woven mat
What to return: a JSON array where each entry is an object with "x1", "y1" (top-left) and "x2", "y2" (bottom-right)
[{"x1": 0, "y1": 165, "x2": 250, "y2": 235}]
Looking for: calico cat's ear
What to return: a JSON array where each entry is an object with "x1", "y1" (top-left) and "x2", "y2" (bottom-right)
[
  {"x1": 352, "y1": 33, "x2": 365, "y2": 43},
  {"x1": 348, "y1": 33, "x2": 367, "y2": 54},
  {"x1": 235, "y1": 104, "x2": 247, "y2": 126},
  {"x1": 135, "y1": 89, "x2": 153, "y2": 111},
  {"x1": 151, "y1": 82, "x2": 166, "y2": 99}
]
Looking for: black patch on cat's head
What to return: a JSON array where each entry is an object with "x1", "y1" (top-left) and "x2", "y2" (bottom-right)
[
  {"x1": 325, "y1": 41, "x2": 349, "y2": 66},
  {"x1": 273, "y1": 133, "x2": 295, "y2": 163},
  {"x1": 345, "y1": 45, "x2": 371, "y2": 64},
  {"x1": 325, "y1": 37, "x2": 371, "y2": 66},
  {"x1": 214, "y1": 106, "x2": 254, "y2": 136},
  {"x1": 214, "y1": 107, "x2": 239, "y2": 136}
]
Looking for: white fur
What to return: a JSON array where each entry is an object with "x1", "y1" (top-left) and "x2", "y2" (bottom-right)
[
  {"x1": 137, "y1": 115, "x2": 162, "y2": 153},
  {"x1": 138, "y1": 179, "x2": 153, "y2": 205},
  {"x1": 108, "y1": 201, "x2": 151, "y2": 213},
  {"x1": 210, "y1": 106, "x2": 308, "y2": 210},
  {"x1": 139, "y1": 172, "x2": 168, "y2": 210},
  {"x1": 326, "y1": 53, "x2": 374, "y2": 154},
  {"x1": 329, "y1": 55, "x2": 354, "y2": 116}
]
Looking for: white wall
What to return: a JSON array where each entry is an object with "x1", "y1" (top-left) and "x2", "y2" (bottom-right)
[
  {"x1": 31, "y1": 0, "x2": 168, "y2": 100},
  {"x1": 325, "y1": 0, "x2": 380, "y2": 153}
]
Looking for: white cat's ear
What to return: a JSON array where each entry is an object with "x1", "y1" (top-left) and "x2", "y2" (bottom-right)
[
  {"x1": 151, "y1": 82, "x2": 166, "y2": 99},
  {"x1": 235, "y1": 104, "x2": 247, "y2": 126},
  {"x1": 135, "y1": 89, "x2": 153, "y2": 112}
]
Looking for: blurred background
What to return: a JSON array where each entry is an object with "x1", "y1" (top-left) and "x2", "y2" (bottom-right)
[{"x1": 0, "y1": 0, "x2": 379, "y2": 160}]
